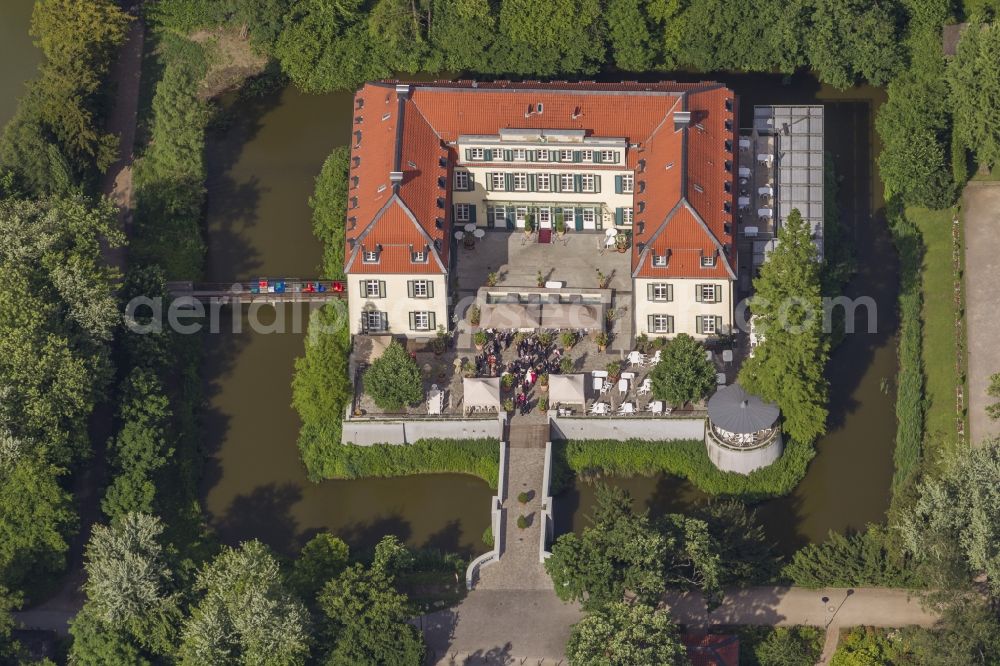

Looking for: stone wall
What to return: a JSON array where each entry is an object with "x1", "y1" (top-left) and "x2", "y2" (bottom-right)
[
  {"x1": 343, "y1": 417, "x2": 502, "y2": 445},
  {"x1": 466, "y1": 441, "x2": 507, "y2": 588},
  {"x1": 549, "y1": 415, "x2": 705, "y2": 441},
  {"x1": 539, "y1": 440, "x2": 555, "y2": 564},
  {"x1": 705, "y1": 429, "x2": 784, "y2": 475}
]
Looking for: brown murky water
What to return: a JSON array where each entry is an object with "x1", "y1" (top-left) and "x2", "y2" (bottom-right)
[
  {"x1": 0, "y1": 0, "x2": 41, "y2": 126},
  {"x1": 201, "y1": 88, "x2": 492, "y2": 556},
  {"x1": 557, "y1": 77, "x2": 896, "y2": 554}
]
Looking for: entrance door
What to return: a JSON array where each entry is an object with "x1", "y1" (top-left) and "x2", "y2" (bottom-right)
[
  {"x1": 573, "y1": 208, "x2": 583, "y2": 231},
  {"x1": 514, "y1": 206, "x2": 527, "y2": 229},
  {"x1": 538, "y1": 207, "x2": 552, "y2": 229}
]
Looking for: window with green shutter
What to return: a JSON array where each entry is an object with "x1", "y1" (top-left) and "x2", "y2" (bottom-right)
[
  {"x1": 484, "y1": 148, "x2": 493, "y2": 160},
  {"x1": 614, "y1": 175, "x2": 623, "y2": 193},
  {"x1": 573, "y1": 150, "x2": 582, "y2": 162},
  {"x1": 615, "y1": 208, "x2": 624, "y2": 226},
  {"x1": 504, "y1": 149, "x2": 513, "y2": 161}
]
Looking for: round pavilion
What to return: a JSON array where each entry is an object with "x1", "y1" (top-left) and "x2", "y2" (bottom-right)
[{"x1": 705, "y1": 383, "x2": 783, "y2": 474}]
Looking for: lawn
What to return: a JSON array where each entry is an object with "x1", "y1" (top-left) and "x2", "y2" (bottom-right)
[{"x1": 909, "y1": 206, "x2": 962, "y2": 466}]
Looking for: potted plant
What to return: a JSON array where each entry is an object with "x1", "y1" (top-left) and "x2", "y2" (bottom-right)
[
  {"x1": 538, "y1": 395, "x2": 549, "y2": 413},
  {"x1": 432, "y1": 325, "x2": 448, "y2": 355},
  {"x1": 614, "y1": 232, "x2": 630, "y2": 253},
  {"x1": 560, "y1": 331, "x2": 576, "y2": 349},
  {"x1": 501, "y1": 373, "x2": 515, "y2": 391},
  {"x1": 461, "y1": 360, "x2": 476, "y2": 378},
  {"x1": 524, "y1": 213, "x2": 535, "y2": 235},
  {"x1": 473, "y1": 330, "x2": 488, "y2": 351},
  {"x1": 635, "y1": 333, "x2": 649, "y2": 354},
  {"x1": 517, "y1": 491, "x2": 531, "y2": 504},
  {"x1": 486, "y1": 272, "x2": 499, "y2": 287},
  {"x1": 469, "y1": 304, "x2": 481, "y2": 326},
  {"x1": 537, "y1": 331, "x2": 553, "y2": 347},
  {"x1": 536, "y1": 270, "x2": 545, "y2": 287},
  {"x1": 559, "y1": 356, "x2": 574, "y2": 374},
  {"x1": 596, "y1": 268, "x2": 607, "y2": 289},
  {"x1": 539, "y1": 373, "x2": 549, "y2": 391},
  {"x1": 513, "y1": 331, "x2": 527, "y2": 347},
  {"x1": 594, "y1": 331, "x2": 609, "y2": 352},
  {"x1": 555, "y1": 213, "x2": 566, "y2": 237},
  {"x1": 503, "y1": 397, "x2": 515, "y2": 413},
  {"x1": 606, "y1": 360, "x2": 622, "y2": 382}
]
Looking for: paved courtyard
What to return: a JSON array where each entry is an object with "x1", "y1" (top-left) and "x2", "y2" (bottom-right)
[
  {"x1": 962, "y1": 182, "x2": 1000, "y2": 446},
  {"x1": 453, "y1": 230, "x2": 632, "y2": 294}
]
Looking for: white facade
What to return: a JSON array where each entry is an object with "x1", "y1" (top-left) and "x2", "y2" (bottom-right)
[
  {"x1": 452, "y1": 132, "x2": 635, "y2": 231},
  {"x1": 633, "y1": 277, "x2": 733, "y2": 339},
  {"x1": 347, "y1": 274, "x2": 449, "y2": 336}
]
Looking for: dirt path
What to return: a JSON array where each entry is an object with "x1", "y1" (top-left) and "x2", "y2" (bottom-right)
[
  {"x1": 15, "y1": 6, "x2": 145, "y2": 637},
  {"x1": 962, "y1": 181, "x2": 1000, "y2": 446}
]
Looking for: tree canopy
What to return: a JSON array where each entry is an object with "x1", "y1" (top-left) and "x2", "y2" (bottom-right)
[
  {"x1": 739, "y1": 209, "x2": 829, "y2": 444},
  {"x1": 649, "y1": 333, "x2": 716, "y2": 406},
  {"x1": 566, "y1": 602, "x2": 687, "y2": 666},
  {"x1": 363, "y1": 340, "x2": 423, "y2": 411},
  {"x1": 949, "y1": 23, "x2": 1000, "y2": 172}
]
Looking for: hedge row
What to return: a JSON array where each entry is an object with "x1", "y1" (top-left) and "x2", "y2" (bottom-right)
[
  {"x1": 553, "y1": 437, "x2": 815, "y2": 500},
  {"x1": 886, "y1": 203, "x2": 925, "y2": 502},
  {"x1": 312, "y1": 438, "x2": 501, "y2": 490}
]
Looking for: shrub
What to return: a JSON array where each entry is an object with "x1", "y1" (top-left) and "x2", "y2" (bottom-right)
[
  {"x1": 537, "y1": 331, "x2": 553, "y2": 347},
  {"x1": 468, "y1": 305, "x2": 481, "y2": 326},
  {"x1": 313, "y1": 439, "x2": 501, "y2": 488},
  {"x1": 605, "y1": 361, "x2": 622, "y2": 380},
  {"x1": 538, "y1": 396, "x2": 549, "y2": 412},
  {"x1": 363, "y1": 341, "x2": 423, "y2": 410},
  {"x1": 595, "y1": 332, "x2": 609, "y2": 349},
  {"x1": 517, "y1": 491, "x2": 530, "y2": 504},
  {"x1": 503, "y1": 398, "x2": 515, "y2": 413},
  {"x1": 556, "y1": 438, "x2": 814, "y2": 500},
  {"x1": 309, "y1": 146, "x2": 349, "y2": 279},
  {"x1": 560, "y1": 357, "x2": 574, "y2": 374},
  {"x1": 782, "y1": 525, "x2": 919, "y2": 588},
  {"x1": 473, "y1": 330, "x2": 488, "y2": 347},
  {"x1": 560, "y1": 331, "x2": 576, "y2": 349},
  {"x1": 482, "y1": 526, "x2": 493, "y2": 548},
  {"x1": 516, "y1": 515, "x2": 529, "y2": 529}
]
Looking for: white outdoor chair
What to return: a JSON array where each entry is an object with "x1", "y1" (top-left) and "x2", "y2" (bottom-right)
[
  {"x1": 617, "y1": 378, "x2": 629, "y2": 394},
  {"x1": 617, "y1": 402, "x2": 636, "y2": 415},
  {"x1": 650, "y1": 350, "x2": 662, "y2": 365},
  {"x1": 621, "y1": 371, "x2": 636, "y2": 381},
  {"x1": 637, "y1": 378, "x2": 652, "y2": 396},
  {"x1": 592, "y1": 376, "x2": 604, "y2": 392},
  {"x1": 648, "y1": 401, "x2": 664, "y2": 414},
  {"x1": 627, "y1": 351, "x2": 646, "y2": 367},
  {"x1": 589, "y1": 402, "x2": 609, "y2": 415},
  {"x1": 601, "y1": 380, "x2": 613, "y2": 394}
]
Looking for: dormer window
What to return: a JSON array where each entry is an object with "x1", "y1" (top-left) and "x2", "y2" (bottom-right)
[
  {"x1": 363, "y1": 250, "x2": 378, "y2": 263},
  {"x1": 701, "y1": 254, "x2": 717, "y2": 268},
  {"x1": 412, "y1": 250, "x2": 427, "y2": 263},
  {"x1": 560, "y1": 149, "x2": 574, "y2": 162},
  {"x1": 652, "y1": 253, "x2": 668, "y2": 267}
]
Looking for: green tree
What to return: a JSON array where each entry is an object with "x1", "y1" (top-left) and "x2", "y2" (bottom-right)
[
  {"x1": 425, "y1": 0, "x2": 496, "y2": 71},
  {"x1": 739, "y1": 209, "x2": 829, "y2": 444},
  {"x1": 603, "y1": 0, "x2": 659, "y2": 71},
  {"x1": 783, "y1": 525, "x2": 916, "y2": 588},
  {"x1": 0, "y1": 436, "x2": 76, "y2": 593},
  {"x1": 367, "y1": 0, "x2": 428, "y2": 72},
  {"x1": 318, "y1": 561, "x2": 424, "y2": 665},
  {"x1": 275, "y1": 0, "x2": 390, "y2": 93},
  {"x1": 102, "y1": 370, "x2": 174, "y2": 519},
  {"x1": 178, "y1": 540, "x2": 311, "y2": 666},
  {"x1": 546, "y1": 485, "x2": 668, "y2": 608},
  {"x1": 897, "y1": 437, "x2": 1000, "y2": 595},
  {"x1": 901, "y1": 596, "x2": 1000, "y2": 665},
  {"x1": 0, "y1": 587, "x2": 23, "y2": 663},
  {"x1": 754, "y1": 626, "x2": 823, "y2": 666},
  {"x1": 288, "y1": 533, "x2": 350, "y2": 603},
  {"x1": 69, "y1": 605, "x2": 153, "y2": 666},
  {"x1": 566, "y1": 602, "x2": 687, "y2": 666},
  {"x1": 830, "y1": 627, "x2": 903, "y2": 666},
  {"x1": 695, "y1": 500, "x2": 778, "y2": 585},
  {"x1": 310, "y1": 147, "x2": 349, "y2": 279},
  {"x1": 649, "y1": 333, "x2": 716, "y2": 406},
  {"x1": 949, "y1": 23, "x2": 1000, "y2": 172},
  {"x1": 363, "y1": 340, "x2": 423, "y2": 410},
  {"x1": 70, "y1": 513, "x2": 179, "y2": 660},
  {"x1": 807, "y1": 0, "x2": 904, "y2": 89},
  {"x1": 292, "y1": 304, "x2": 352, "y2": 476},
  {"x1": 496, "y1": 0, "x2": 605, "y2": 75}
]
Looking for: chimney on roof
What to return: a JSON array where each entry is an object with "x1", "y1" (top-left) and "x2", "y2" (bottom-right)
[
  {"x1": 673, "y1": 111, "x2": 692, "y2": 131},
  {"x1": 395, "y1": 83, "x2": 411, "y2": 97},
  {"x1": 390, "y1": 171, "x2": 404, "y2": 184}
]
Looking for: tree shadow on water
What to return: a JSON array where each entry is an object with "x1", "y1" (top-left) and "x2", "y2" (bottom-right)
[{"x1": 212, "y1": 482, "x2": 303, "y2": 555}]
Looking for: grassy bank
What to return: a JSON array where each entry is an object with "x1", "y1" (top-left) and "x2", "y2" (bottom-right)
[
  {"x1": 886, "y1": 204, "x2": 926, "y2": 507},
  {"x1": 553, "y1": 438, "x2": 815, "y2": 500},
  {"x1": 910, "y1": 207, "x2": 963, "y2": 466},
  {"x1": 307, "y1": 438, "x2": 501, "y2": 490}
]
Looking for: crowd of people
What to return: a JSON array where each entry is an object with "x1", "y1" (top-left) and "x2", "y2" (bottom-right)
[{"x1": 473, "y1": 329, "x2": 574, "y2": 415}]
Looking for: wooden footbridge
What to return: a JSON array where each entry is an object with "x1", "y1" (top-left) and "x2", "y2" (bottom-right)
[{"x1": 166, "y1": 279, "x2": 347, "y2": 304}]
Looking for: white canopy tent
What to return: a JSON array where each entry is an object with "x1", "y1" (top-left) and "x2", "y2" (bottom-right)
[
  {"x1": 549, "y1": 373, "x2": 586, "y2": 406},
  {"x1": 463, "y1": 377, "x2": 502, "y2": 414}
]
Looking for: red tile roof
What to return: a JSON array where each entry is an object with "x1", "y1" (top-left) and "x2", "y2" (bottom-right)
[
  {"x1": 683, "y1": 633, "x2": 740, "y2": 666},
  {"x1": 346, "y1": 80, "x2": 736, "y2": 278}
]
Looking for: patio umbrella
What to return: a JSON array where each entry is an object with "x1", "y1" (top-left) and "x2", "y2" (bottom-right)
[
  {"x1": 549, "y1": 373, "x2": 586, "y2": 406},
  {"x1": 463, "y1": 377, "x2": 502, "y2": 413}
]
